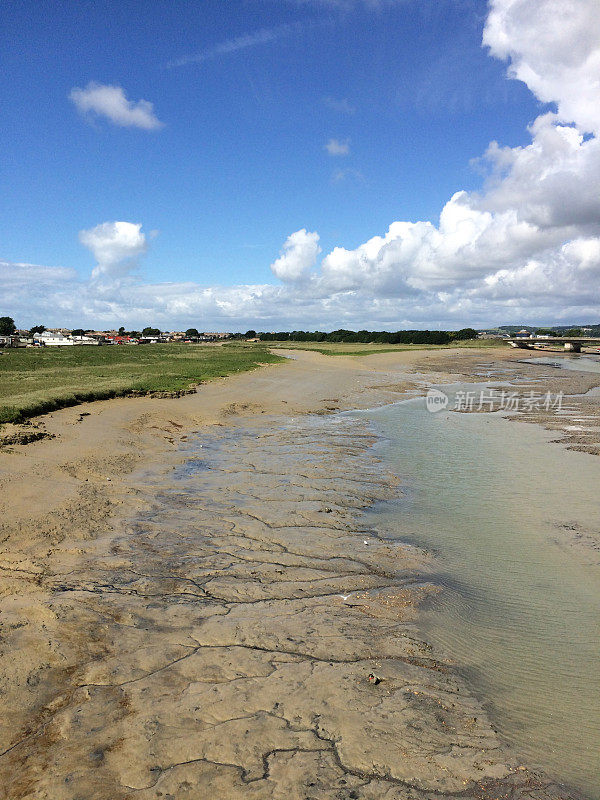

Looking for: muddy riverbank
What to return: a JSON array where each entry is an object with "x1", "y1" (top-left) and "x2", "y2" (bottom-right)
[{"x1": 0, "y1": 347, "x2": 597, "y2": 798}]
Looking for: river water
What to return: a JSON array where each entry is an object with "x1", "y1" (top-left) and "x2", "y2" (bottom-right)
[
  {"x1": 360, "y1": 396, "x2": 600, "y2": 797},
  {"x1": 522, "y1": 355, "x2": 600, "y2": 374}
]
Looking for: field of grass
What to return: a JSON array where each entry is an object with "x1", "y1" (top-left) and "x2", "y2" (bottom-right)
[
  {"x1": 0, "y1": 343, "x2": 285, "y2": 424},
  {"x1": 264, "y1": 338, "x2": 507, "y2": 356}
]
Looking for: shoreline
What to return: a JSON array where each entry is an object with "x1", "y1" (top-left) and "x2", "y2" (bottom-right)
[{"x1": 0, "y1": 347, "x2": 598, "y2": 798}]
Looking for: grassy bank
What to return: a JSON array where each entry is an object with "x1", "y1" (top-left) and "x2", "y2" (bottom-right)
[
  {"x1": 264, "y1": 338, "x2": 507, "y2": 356},
  {"x1": 0, "y1": 343, "x2": 285, "y2": 423}
]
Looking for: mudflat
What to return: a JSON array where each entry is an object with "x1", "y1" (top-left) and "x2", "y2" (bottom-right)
[{"x1": 1, "y1": 347, "x2": 597, "y2": 799}]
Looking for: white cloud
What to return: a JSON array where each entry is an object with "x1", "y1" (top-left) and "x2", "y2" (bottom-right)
[
  {"x1": 483, "y1": 0, "x2": 600, "y2": 135},
  {"x1": 270, "y1": 229, "x2": 321, "y2": 282},
  {"x1": 0, "y1": 261, "x2": 76, "y2": 289},
  {"x1": 79, "y1": 222, "x2": 148, "y2": 281},
  {"x1": 0, "y1": 260, "x2": 82, "y2": 326},
  {"x1": 3, "y1": 226, "x2": 599, "y2": 330},
  {"x1": 325, "y1": 138, "x2": 351, "y2": 156},
  {"x1": 69, "y1": 82, "x2": 164, "y2": 130},
  {"x1": 474, "y1": 114, "x2": 600, "y2": 231},
  {"x1": 332, "y1": 167, "x2": 364, "y2": 183},
  {"x1": 168, "y1": 24, "x2": 301, "y2": 68},
  {"x1": 323, "y1": 97, "x2": 356, "y2": 114}
]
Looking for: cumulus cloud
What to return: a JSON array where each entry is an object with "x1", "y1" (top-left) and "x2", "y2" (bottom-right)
[
  {"x1": 69, "y1": 82, "x2": 164, "y2": 130},
  {"x1": 474, "y1": 115, "x2": 600, "y2": 232},
  {"x1": 79, "y1": 222, "x2": 148, "y2": 281},
  {"x1": 325, "y1": 138, "x2": 351, "y2": 156},
  {"x1": 270, "y1": 229, "x2": 321, "y2": 282},
  {"x1": 484, "y1": 0, "x2": 600, "y2": 135}
]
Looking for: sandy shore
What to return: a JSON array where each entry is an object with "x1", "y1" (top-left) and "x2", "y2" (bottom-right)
[{"x1": 1, "y1": 347, "x2": 597, "y2": 799}]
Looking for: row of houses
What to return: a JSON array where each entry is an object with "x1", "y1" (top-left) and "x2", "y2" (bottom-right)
[
  {"x1": 0, "y1": 330, "x2": 233, "y2": 347},
  {"x1": 0, "y1": 332, "x2": 100, "y2": 347}
]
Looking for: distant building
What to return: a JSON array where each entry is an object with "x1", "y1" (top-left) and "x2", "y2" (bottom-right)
[
  {"x1": 107, "y1": 336, "x2": 139, "y2": 345},
  {"x1": 33, "y1": 331, "x2": 98, "y2": 346},
  {"x1": 0, "y1": 335, "x2": 28, "y2": 347},
  {"x1": 514, "y1": 329, "x2": 531, "y2": 338},
  {"x1": 71, "y1": 335, "x2": 99, "y2": 345},
  {"x1": 34, "y1": 331, "x2": 74, "y2": 346}
]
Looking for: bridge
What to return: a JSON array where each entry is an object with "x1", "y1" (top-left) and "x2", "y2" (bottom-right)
[{"x1": 507, "y1": 337, "x2": 600, "y2": 353}]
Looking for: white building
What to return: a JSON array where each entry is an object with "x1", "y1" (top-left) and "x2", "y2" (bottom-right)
[
  {"x1": 34, "y1": 331, "x2": 74, "y2": 346},
  {"x1": 33, "y1": 331, "x2": 100, "y2": 346},
  {"x1": 71, "y1": 335, "x2": 99, "y2": 345}
]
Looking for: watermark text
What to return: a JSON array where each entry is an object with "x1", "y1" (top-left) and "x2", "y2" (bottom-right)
[{"x1": 426, "y1": 388, "x2": 564, "y2": 414}]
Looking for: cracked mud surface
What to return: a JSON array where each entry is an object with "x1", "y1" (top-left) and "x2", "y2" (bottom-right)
[{"x1": 0, "y1": 410, "x2": 577, "y2": 799}]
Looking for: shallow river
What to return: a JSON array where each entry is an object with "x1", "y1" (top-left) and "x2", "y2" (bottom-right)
[
  {"x1": 361, "y1": 396, "x2": 600, "y2": 798},
  {"x1": 523, "y1": 354, "x2": 600, "y2": 374}
]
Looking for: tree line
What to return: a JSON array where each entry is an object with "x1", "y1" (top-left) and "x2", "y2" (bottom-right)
[{"x1": 257, "y1": 328, "x2": 478, "y2": 345}]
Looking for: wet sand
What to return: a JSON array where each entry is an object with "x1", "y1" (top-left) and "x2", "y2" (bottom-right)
[{"x1": 0, "y1": 347, "x2": 597, "y2": 799}]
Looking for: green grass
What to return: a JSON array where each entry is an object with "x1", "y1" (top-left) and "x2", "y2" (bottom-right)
[
  {"x1": 264, "y1": 338, "x2": 506, "y2": 356},
  {"x1": 0, "y1": 343, "x2": 285, "y2": 424}
]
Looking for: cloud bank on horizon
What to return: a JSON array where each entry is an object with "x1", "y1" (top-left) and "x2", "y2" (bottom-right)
[{"x1": 6, "y1": 0, "x2": 600, "y2": 330}]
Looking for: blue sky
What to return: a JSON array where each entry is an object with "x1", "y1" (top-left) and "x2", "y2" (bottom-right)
[{"x1": 2, "y1": 0, "x2": 599, "y2": 330}]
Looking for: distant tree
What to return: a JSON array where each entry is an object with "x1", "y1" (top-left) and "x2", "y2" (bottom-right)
[
  {"x1": 129, "y1": 331, "x2": 141, "y2": 339},
  {"x1": 118, "y1": 326, "x2": 125, "y2": 336},
  {"x1": 535, "y1": 329, "x2": 558, "y2": 336},
  {"x1": 452, "y1": 328, "x2": 478, "y2": 341},
  {"x1": 0, "y1": 316, "x2": 16, "y2": 335},
  {"x1": 71, "y1": 328, "x2": 86, "y2": 337},
  {"x1": 142, "y1": 327, "x2": 161, "y2": 337},
  {"x1": 185, "y1": 328, "x2": 200, "y2": 338},
  {"x1": 29, "y1": 325, "x2": 46, "y2": 336},
  {"x1": 245, "y1": 329, "x2": 257, "y2": 339},
  {"x1": 564, "y1": 327, "x2": 582, "y2": 337}
]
